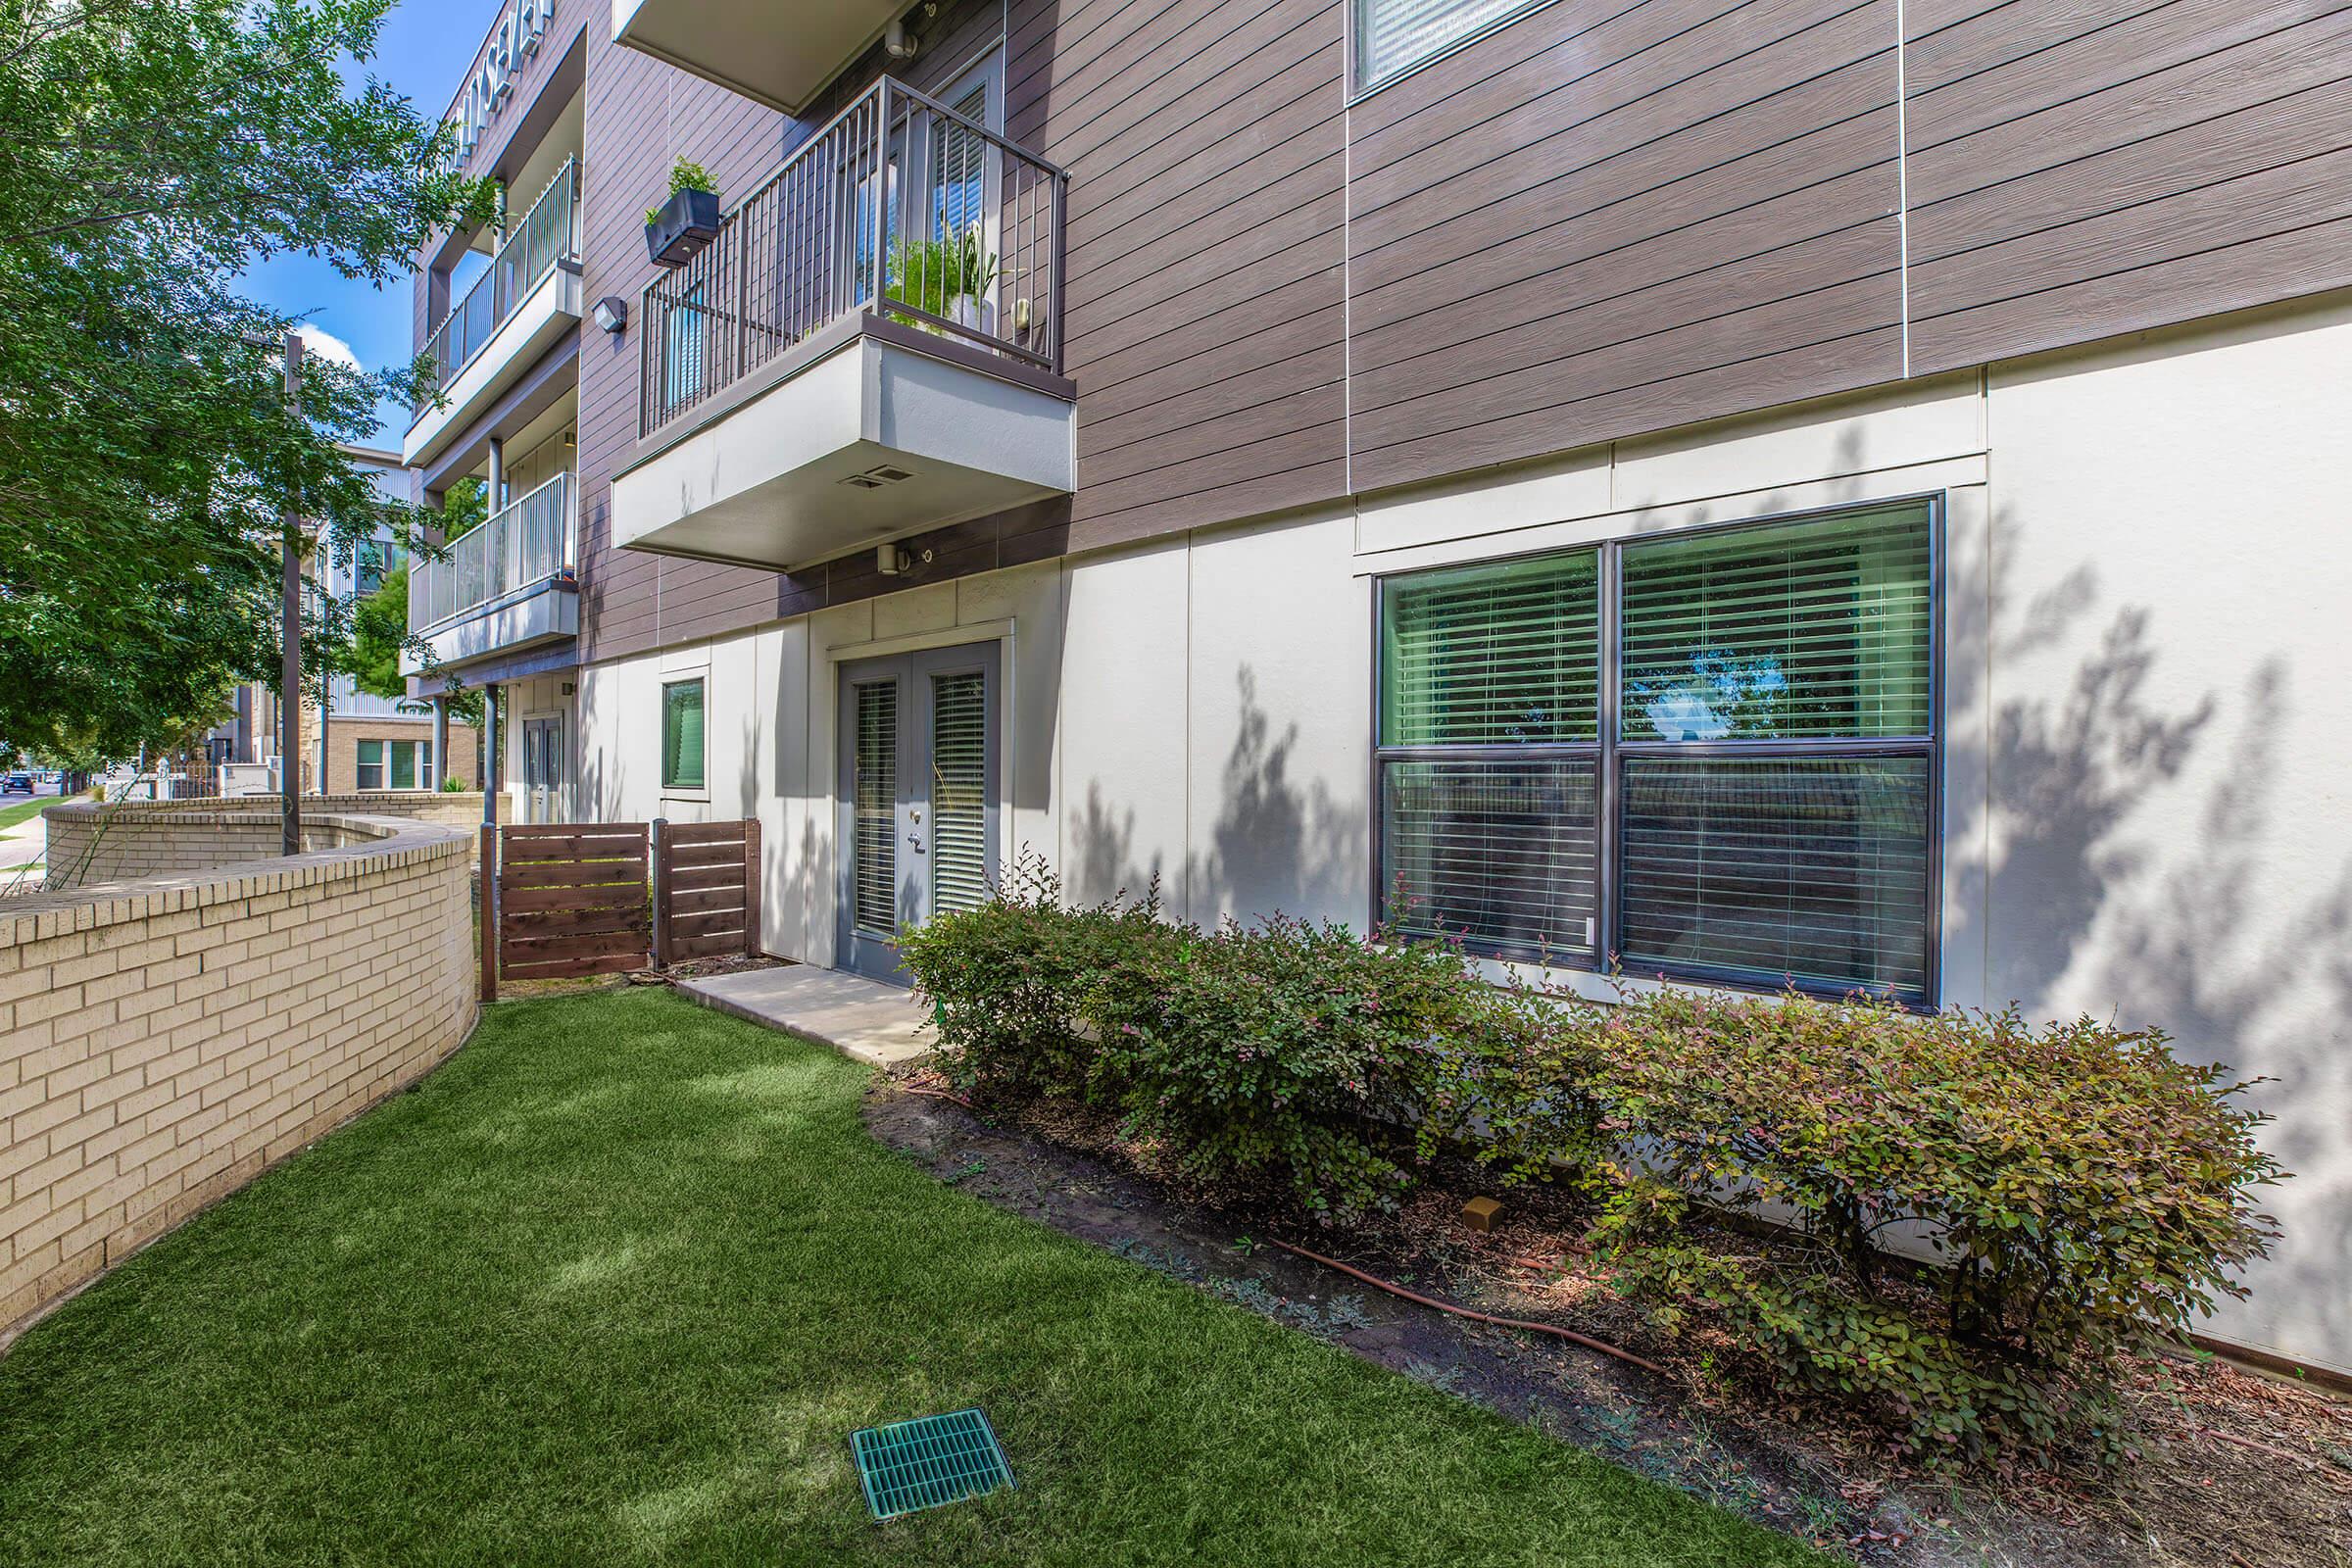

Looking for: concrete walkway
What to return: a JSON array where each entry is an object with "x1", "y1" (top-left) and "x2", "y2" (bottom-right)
[{"x1": 675, "y1": 964, "x2": 935, "y2": 1068}]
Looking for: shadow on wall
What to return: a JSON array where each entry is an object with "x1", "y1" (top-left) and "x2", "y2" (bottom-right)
[
  {"x1": 1950, "y1": 504, "x2": 2351, "y2": 1363},
  {"x1": 1069, "y1": 664, "x2": 1364, "y2": 930}
]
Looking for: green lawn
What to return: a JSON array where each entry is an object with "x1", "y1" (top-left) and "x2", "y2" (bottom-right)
[
  {"x1": 0, "y1": 794, "x2": 52, "y2": 832},
  {"x1": 0, "y1": 989, "x2": 1823, "y2": 1567}
]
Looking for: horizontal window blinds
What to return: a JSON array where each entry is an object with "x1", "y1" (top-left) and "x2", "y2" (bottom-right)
[
  {"x1": 1381, "y1": 551, "x2": 1597, "y2": 745},
  {"x1": 1376, "y1": 500, "x2": 1937, "y2": 1000},
  {"x1": 1381, "y1": 759, "x2": 1596, "y2": 956},
  {"x1": 853, "y1": 681, "x2": 898, "y2": 935},
  {"x1": 1356, "y1": 0, "x2": 1548, "y2": 89},
  {"x1": 1620, "y1": 506, "x2": 1932, "y2": 741},
  {"x1": 929, "y1": 670, "x2": 989, "y2": 917},
  {"x1": 1619, "y1": 755, "x2": 1933, "y2": 997},
  {"x1": 662, "y1": 680, "x2": 706, "y2": 791}
]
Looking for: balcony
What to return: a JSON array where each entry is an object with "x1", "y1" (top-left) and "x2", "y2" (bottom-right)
[
  {"x1": 609, "y1": 78, "x2": 1076, "y2": 574},
  {"x1": 402, "y1": 473, "x2": 578, "y2": 676},
  {"x1": 403, "y1": 161, "x2": 582, "y2": 469},
  {"x1": 611, "y1": 0, "x2": 898, "y2": 113}
]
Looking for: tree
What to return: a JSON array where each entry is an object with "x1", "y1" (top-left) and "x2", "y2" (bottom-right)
[{"x1": 0, "y1": 0, "x2": 493, "y2": 766}]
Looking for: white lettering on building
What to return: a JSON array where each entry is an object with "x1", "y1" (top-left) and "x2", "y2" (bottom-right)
[{"x1": 452, "y1": 0, "x2": 554, "y2": 162}]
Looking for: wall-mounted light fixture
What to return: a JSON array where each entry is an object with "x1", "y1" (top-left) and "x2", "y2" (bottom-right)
[
  {"x1": 592, "y1": 296, "x2": 629, "y2": 333},
  {"x1": 876, "y1": 543, "x2": 935, "y2": 576}
]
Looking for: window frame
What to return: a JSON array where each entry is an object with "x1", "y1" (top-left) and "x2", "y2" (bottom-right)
[
  {"x1": 661, "y1": 675, "x2": 709, "y2": 795},
  {"x1": 1369, "y1": 492, "x2": 1945, "y2": 1005},
  {"x1": 1348, "y1": 0, "x2": 1566, "y2": 100},
  {"x1": 356, "y1": 737, "x2": 435, "y2": 792}
]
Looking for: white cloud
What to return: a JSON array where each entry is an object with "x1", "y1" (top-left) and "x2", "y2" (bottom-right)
[{"x1": 293, "y1": 322, "x2": 361, "y2": 371}]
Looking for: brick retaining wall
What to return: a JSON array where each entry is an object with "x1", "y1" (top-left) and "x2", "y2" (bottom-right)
[
  {"x1": 40, "y1": 794, "x2": 499, "y2": 889},
  {"x1": 0, "y1": 809, "x2": 476, "y2": 1339}
]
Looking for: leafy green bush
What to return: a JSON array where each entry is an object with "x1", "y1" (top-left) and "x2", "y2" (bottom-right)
[
  {"x1": 898, "y1": 853, "x2": 1170, "y2": 1100},
  {"x1": 1580, "y1": 987, "x2": 2282, "y2": 1462},
  {"x1": 645, "y1": 157, "x2": 719, "y2": 224},
  {"x1": 885, "y1": 227, "x2": 998, "y2": 324},
  {"x1": 902, "y1": 871, "x2": 2283, "y2": 1466},
  {"x1": 1085, "y1": 914, "x2": 1503, "y2": 1218}
]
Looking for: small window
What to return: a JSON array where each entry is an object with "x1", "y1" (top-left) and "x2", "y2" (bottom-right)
[
  {"x1": 1355, "y1": 0, "x2": 1553, "y2": 93},
  {"x1": 356, "y1": 738, "x2": 434, "y2": 792},
  {"x1": 1375, "y1": 500, "x2": 1937, "y2": 1001},
  {"x1": 662, "y1": 678, "x2": 707, "y2": 791}
]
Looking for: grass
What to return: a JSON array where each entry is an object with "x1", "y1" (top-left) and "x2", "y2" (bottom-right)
[
  {"x1": 0, "y1": 989, "x2": 1827, "y2": 1567},
  {"x1": 0, "y1": 795, "x2": 52, "y2": 832}
]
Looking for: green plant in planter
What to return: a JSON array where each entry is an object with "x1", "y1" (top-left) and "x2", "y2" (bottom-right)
[
  {"x1": 645, "y1": 158, "x2": 719, "y2": 225},
  {"x1": 885, "y1": 225, "x2": 998, "y2": 328}
]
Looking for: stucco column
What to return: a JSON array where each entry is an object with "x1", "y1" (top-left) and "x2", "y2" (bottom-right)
[{"x1": 431, "y1": 697, "x2": 450, "y2": 789}]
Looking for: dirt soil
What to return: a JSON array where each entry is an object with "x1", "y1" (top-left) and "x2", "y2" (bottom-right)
[{"x1": 864, "y1": 1081, "x2": 2352, "y2": 1568}]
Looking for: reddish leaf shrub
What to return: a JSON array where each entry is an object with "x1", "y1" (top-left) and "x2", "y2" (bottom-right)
[
  {"x1": 1576, "y1": 987, "x2": 2283, "y2": 1463},
  {"x1": 902, "y1": 881, "x2": 2284, "y2": 1467},
  {"x1": 897, "y1": 853, "x2": 1173, "y2": 1100}
]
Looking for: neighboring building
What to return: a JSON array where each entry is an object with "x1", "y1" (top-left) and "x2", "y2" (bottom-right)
[
  {"x1": 209, "y1": 444, "x2": 485, "y2": 792},
  {"x1": 405, "y1": 0, "x2": 2352, "y2": 1375}
]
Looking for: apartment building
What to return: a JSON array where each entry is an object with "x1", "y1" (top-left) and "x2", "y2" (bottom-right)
[
  {"x1": 404, "y1": 0, "x2": 2352, "y2": 1375},
  {"x1": 207, "y1": 445, "x2": 484, "y2": 792}
]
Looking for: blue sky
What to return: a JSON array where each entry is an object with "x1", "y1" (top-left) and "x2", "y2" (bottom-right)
[{"x1": 239, "y1": 0, "x2": 486, "y2": 447}]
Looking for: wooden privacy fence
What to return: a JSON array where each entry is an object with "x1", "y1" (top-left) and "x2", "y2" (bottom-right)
[
  {"x1": 479, "y1": 818, "x2": 762, "y2": 1000},
  {"x1": 482, "y1": 822, "x2": 651, "y2": 1000},
  {"x1": 653, "y1": 817, "x2": 761, "y2": 966}
]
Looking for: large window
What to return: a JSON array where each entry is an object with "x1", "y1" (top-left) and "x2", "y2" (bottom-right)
[
  {"x1": 356, "y1": 739, "x2": 434, "y2": 792},
  {"x1": 662, "y1": 677, "x2": 707, "y2": 792},
  {"x1": 1374, "y1": 500, "x2": 1937, "y2": 1002},
  {"x1": 1354, "y1": 0, "x2": 1555, "y2": 93}
]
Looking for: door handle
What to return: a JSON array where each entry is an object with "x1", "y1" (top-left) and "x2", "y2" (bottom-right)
[{"x1": 906, "y1": 833, "x2": 924, "y2": 854}]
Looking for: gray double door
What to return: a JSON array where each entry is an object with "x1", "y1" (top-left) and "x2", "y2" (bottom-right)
[{"x1": 836, "y1": 642, "x2": 1001, "y2": 984}]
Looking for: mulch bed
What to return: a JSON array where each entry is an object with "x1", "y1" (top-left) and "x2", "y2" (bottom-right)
[{"x1": 864, "y1": 1075, "x2": 2352, "y2": 1568}]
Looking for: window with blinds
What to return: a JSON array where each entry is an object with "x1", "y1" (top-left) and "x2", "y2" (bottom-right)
[
  {"x1": 853, "y1": 680, "x2": 899, "y2": 935},
  {"x1": 1375, "y1": 501, "x2": 1937, "y2": 1000},
  {"x1": 929, "y1": 670, "x2": 990, "y2": 916},
  {"x1": 662, "y1": 678, "x2": 706, "y2": 791},
  {"x1": 1354, "y1": 0, "x2": 1553, "y2": 92}
]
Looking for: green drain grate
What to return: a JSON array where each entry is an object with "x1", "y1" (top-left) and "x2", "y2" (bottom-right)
[{"x1": 850, "y1": 1408, "x2": 1015, "y2": 1521}]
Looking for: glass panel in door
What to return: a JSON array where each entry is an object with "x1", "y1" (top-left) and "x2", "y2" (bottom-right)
[
  {"x1": 835, "y1": 642, "x2": 999, "y2": 984},
  {"x1": 521, "y1": 715, "x2": 564, "y2": 823}
]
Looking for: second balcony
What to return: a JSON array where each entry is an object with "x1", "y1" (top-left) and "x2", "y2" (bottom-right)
[{"x1": 609, "y1": 78, "x2": 1075, "y2": 574}]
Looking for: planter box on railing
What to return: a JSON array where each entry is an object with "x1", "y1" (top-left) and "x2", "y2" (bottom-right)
[{"x1": 646, "y1": 188, "x2": 721, "y2": 268}]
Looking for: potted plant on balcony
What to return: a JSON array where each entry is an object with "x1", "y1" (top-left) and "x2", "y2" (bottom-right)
[
  {"x1": 885, "y1": 224, "x2": 999, "y2": 335},
  {"x1": 645, "y1": 158, "x2": 722, "y2": 268}
]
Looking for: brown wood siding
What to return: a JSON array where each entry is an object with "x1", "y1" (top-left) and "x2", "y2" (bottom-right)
[
  {"x1": 1904, "y1": 0, "x2": 2352, "y2": 373},
  {"x1": 573, "y1": 18, "x2": 790, "y2": 665},
  {"x1": 1012, "y1": 0, "x2": 1349, "y2": 549},
  {"x1": 1345, "y1": 0, "x2": 1904, "y2": 492},
  {"x1": 510, "y1": 0, "x2": 2352, "y2": 669}
]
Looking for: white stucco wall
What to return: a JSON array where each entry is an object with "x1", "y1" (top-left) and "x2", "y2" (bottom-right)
[{"x1": 575, "y1": 290, "x2": 2352, "y2": 1375}]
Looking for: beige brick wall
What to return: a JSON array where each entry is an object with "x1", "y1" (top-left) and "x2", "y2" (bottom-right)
[
  {"x1": 0, "y1": 812, "x2": 476, "y2": 1339},
  {"x1": 321, "y1": 717, "x2": 485, "y2": 796},
  {"x1": 42, "y1": 796, "x2": 500, "y2": 890}
]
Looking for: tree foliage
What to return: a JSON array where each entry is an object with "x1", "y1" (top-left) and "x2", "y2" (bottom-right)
[{"x1": 0, "y1": 0, "x2": 493, "y2": 763}]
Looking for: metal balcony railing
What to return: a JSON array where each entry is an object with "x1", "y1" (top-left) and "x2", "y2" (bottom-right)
[
  {"x1": 639, "y1": 76, "x2": 1067, "y2": 438},
  {"x1": 410, "y1": 472, "x2": 574, "y2": 634},
  {"x1": 414, "y1": 158, "x2": 581, "y2": 412}
]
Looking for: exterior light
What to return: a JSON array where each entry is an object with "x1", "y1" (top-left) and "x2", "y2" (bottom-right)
[{"x1": 592, "y1": 296, "x2": 628, "y2": 333}]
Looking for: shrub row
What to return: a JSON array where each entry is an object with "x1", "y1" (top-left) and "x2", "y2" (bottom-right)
[{"x1": 897, "y1": 857, "x2": 2282, "y2": 1467}]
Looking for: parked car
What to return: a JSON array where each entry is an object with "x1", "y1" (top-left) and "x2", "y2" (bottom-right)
[{"x1": 2, "y1": 771, "x2": 32, "y2": 794}]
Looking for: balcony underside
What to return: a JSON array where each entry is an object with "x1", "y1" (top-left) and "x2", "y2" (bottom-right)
[
  {"x1": 404, "y1": 265, "x2": 581, "y2": 469},
  {"x1": 610, "y1": 0, "x2": 896, "y2": 112},
  {"x1": 611, "y1": 319, "x2": 1075, "y2": 574},
  {"x1": 401, "y1": 577, "x2": 578, "y2": 677}
]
